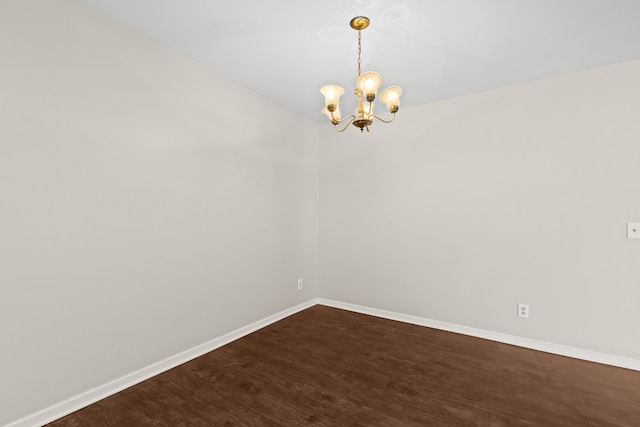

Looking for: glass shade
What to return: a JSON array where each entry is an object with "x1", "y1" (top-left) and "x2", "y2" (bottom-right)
[
  {"x1": 380, "y1": 86, "x2": 402, "y2": 111},
  {"x1": 320, "y1": 85, "x2": 345, "y2": 108},
  {"x1": 322, "y1": 106, "x2": 341, "y2": 122},
  {"x1": 358, "y1": 102, "x2": 374, "y2": 120},
  {"x1": 356, "y1": 71, "x2": 382, "y2": 99}
]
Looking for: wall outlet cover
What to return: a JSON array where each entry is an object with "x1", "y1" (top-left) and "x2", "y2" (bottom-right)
[{"x1": 518, "y1": 303, "x2": 530, "y2": 319}]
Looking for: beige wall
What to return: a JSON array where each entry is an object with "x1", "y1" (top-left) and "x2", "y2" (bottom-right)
[
  {"x1": 0, "y1": 1, "x2": 318, "y2": 424},
  {"x1": 320, "y1": 59, "x2": 640, "y2": 361}
]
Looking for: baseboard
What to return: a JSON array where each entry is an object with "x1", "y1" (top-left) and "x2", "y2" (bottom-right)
[
  {"x1": 9, "y1": 297, "x2": 639, "y2": 426},
  {"x1": 317, "y1": 298, "x2": 640, "y2": 372},
  {"x1": 5, "y1": 299, "x2": 318, "y2": 427}
]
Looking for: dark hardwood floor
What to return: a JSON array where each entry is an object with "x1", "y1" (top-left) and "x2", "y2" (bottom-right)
[{"x1": 48, "y1": 305, "x2": 640, "y2": 426}]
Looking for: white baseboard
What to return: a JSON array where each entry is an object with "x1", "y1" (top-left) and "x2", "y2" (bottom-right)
[
  {"x1": 317, "y1": 298, "x2": 640, "y2": 372},
  {"x1": 8, "y1": 297, "x2": 639, "y2": 426},
  {"x1": 5, "y1": 299, "x2": 318, "y2": 427}
]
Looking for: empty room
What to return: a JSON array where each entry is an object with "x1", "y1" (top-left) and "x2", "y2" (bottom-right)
[{"x1": 2, "y1": 0, "x2": 640, "y2": 426}]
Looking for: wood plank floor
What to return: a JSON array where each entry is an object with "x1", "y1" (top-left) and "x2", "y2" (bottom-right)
[{"x1": 47, "y1": 305, "x2": 640, "y2": 426}]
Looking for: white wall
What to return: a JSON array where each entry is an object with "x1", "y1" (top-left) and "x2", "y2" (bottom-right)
[
  {"x1": 3, "y1": 0, "x2": 640, "y2": 424},
  {"x1": 319, "y1": 59, "x2": 640, "y2": 361},
  {"x1": 0, "y1": 1, "x2": 318, "y2": 424}
]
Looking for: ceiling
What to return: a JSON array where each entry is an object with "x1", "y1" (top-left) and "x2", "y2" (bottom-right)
[{"x1": 80, "y1": 0, "x2": 640, "y2": 122}]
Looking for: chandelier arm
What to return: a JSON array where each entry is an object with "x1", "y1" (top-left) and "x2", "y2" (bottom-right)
[
  {"x1": 371, "y1": 112, "x2": 396, "y2": 124},
  {"x1": 365, "y1": 101, "x2": 373, "y2": 116},
  {"x1": 335, "y1": 116, "x2": 356, "y2": 132},
  {"x1": 334, "y1": 114, "x2": 356, "y2": 125},
  {"x1": 330, "y1": 111, "x2": 356, "y2": 125}
]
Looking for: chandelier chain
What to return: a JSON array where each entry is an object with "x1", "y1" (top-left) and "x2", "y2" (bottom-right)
[{"x1": 357, "y1": 29, "x2": 362, "y2": 76}]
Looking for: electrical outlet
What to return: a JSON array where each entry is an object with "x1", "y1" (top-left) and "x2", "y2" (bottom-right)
[
  {"x1": 517, "y1": 303, "x2": 530, "y2": 319},
  {"x1": 628, "y1": 223, "x2": 640, "y2": 239},
  {"x1": 297, "y1": 279, "x2": 303, "y2": 290}
]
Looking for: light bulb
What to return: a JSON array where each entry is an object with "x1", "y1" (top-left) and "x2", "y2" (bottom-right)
[
  {"x1": 320, "y1": 85, "x2": 345, "y2": 109},
  {"x1": 380, "y1": 86, "x2": 402, "y2": 113},
  {"x1": 356, "y1": 71, "x2": 382, "y2": 101}
]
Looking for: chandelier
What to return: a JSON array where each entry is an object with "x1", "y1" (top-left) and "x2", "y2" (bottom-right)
[{"x1": 321, "y1": 16, "x2": 402, "y2": 133}]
